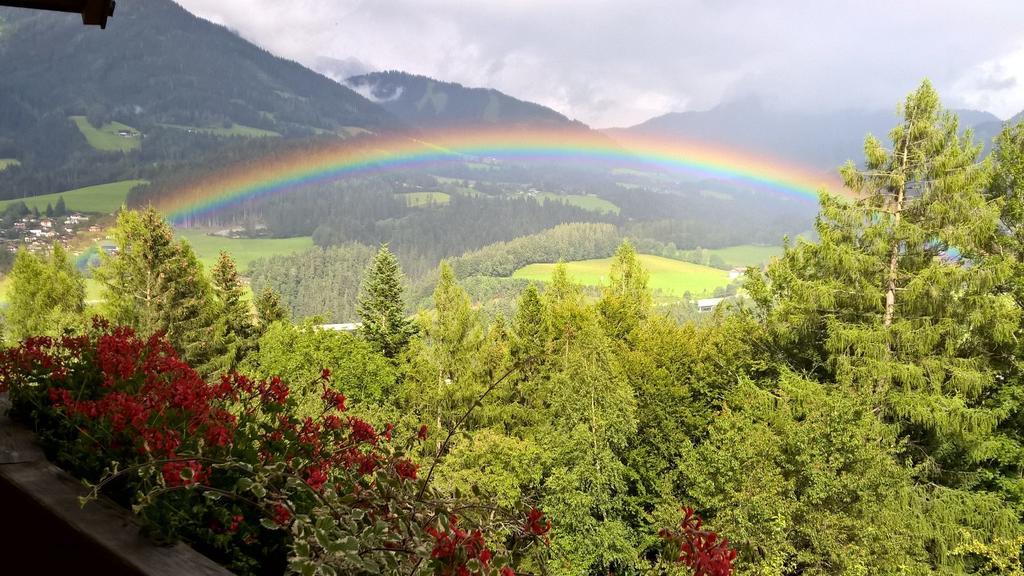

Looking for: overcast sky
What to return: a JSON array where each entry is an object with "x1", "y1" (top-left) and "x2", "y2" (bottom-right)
[{"x1": 176, "y1": 0, "x2": 1024, "y2": 128}]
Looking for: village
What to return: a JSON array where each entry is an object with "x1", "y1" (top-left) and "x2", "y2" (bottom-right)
[{"x1": 0, "y1": 198, "x2": 102, "y2": 256}]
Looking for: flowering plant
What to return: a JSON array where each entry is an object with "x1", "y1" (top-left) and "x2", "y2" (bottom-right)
[{"x1": 0, "y1": 320, "x2": 549, "y2": 575}]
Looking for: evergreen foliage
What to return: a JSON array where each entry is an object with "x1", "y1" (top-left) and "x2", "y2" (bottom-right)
[
  {"x1": 6, "y1": 244, "x2": 85, "y2": 340},
  {"x1": 746, "y1": 80, "x2": 1022, "y2": 570},
  {"x1": 254, "y1": 286, "x2": 289, "y2": 327},
  {"x1": 94, "y1": 207, "x2": 221, "y2": 370},
  {"x1": 207, "y1": 251, "x2": 256, "y2": 374},
  {"x1": 357, "y1": 245, "x2": 416, "y2": 358}
]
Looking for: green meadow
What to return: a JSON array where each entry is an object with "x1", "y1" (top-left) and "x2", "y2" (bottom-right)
[
  {"x1": 159, "y1": 123, "x2": 281, "y2": 138},
  {"x1": 0, "y1": 179, "x2": 147, "y2": 214},
  {"x1": 401, "y1": 191, "x2": 451, "y2": 207},
  {"x1": 707, "y1": 244, "x2": 784, "y2": 267},
  {"x1": 174, "y1": 230, "x2": 314, "y2": 272},
  {"x1": 70, "y1": 116, "x2": 141, "y2": 152},
  {"x1": 536, "y1": 192, "x2": 620, "y2": 214},
  {"x1": 513, "y1": 254, "x2": 731, "y2": 297}
]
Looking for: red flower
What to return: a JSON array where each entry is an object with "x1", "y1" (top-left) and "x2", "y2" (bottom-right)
[
  {"x1": 417, "y1": 424, "x2": 429, "y2": 440},
  {"x1": 500, "y1": 568, "x2": 515, "y2": 576},
  {"x1": 271, "y1": 503, "x2": 292, "y2": 526},
  {"x1": 525, "y1": 507, "x2": 551, "y2": 538},
  {"x1": 320, "y1": 368, "x2": 331, "y2": 380},
  {"x1": 322, "y1": 389, "x2": 347, "y2": 412},
  {"x1": 305, "y1": 465, "x2": 329, "y2": 491},
  {"x1": 349, "y1": 417, "x2": 378, "y2": 445},
  {"x1": 395, "y1": 458, "x2": 418, "y2": 481},
  {"x1": 661, "y1": 508, "x2": 736, "y2": 576}
]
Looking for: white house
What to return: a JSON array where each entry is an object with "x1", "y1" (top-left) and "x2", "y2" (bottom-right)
[
  {"x1": 728, "y1": 267, "x2": 748, "y2": 280},
  {"x1": 319, "y1": 323, "x2": 361, "y2": 332},
  {"x1": 696, "y1": 297, "x2": 725, "y2": 313}
]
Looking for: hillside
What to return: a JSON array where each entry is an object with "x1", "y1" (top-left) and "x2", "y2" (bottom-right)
[
  {"x1": 345, "y1": 71, "x2": 587, "y2": 130},
  {"x1": 0, "y1": 0, "x2": 397, "y2": 198},
  {"x1": 614, "y1": 98, "x2": 1006, "y2": 171}
]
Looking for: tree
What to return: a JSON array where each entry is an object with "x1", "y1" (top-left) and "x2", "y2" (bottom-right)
[
  {"x1": 207, "y1": 251, "x2": 256, "y2": 374},
  {"x1": 6, "y1": 244, "x2": 85, "y2": 340},
  {"x1": 254, "y1": 286, "x2": 289, "y2": 328},
  {"x1": 44, "y1": 202, "x2": 53, "y2": 217},
  {"x1": 746, "y1": 80, "x2": 1021, "y2": 569},
  {"x1": 54, "y1": 195, "x2": 67, "y2": 217},
  {"x1": 357, "y1": 244, "x2": 415, "y2": 358},
  {"x1": 93, "y1": 207, "x2": 220, "y2": 369},
  {"x1": 598, "y1": 239, "x2": 651, "y2": 339}
]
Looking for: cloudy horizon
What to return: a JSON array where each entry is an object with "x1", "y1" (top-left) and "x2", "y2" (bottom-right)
[{"x1": 176, "y1": 0, "x2": 1024, "y2": 128}]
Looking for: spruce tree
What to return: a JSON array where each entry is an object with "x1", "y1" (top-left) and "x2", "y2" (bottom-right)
[
  {"x1": 44, "y1": 203, "x2": 53, "y2": 218},
  {"x1": 7, "y1": 244, "x2": 85, "y2": 340},
  {"x1": 54, "y1": 196, "x2": 66, "y2": 217},
  {"x1": 747, "y1": 80, "x2": 1020, "y2": 568},
  {"x1": 94, "y1": 208, "x2": 220, "y2": 370},
  {"x1": 510, "y1": 283, "x2": 547, "y2": 370},
  {"x1": 356, "y1": 244, "x2": 414, "y2": 358},
  {"x1": 598, "y1": 239, "x2": 651, "y2": 339},
  {"x1": 207, "y1": 251, "x2": 255, "y2": 373},
  {"x1": 255, "y1": 286, "x2": 289, "y2": 328}
]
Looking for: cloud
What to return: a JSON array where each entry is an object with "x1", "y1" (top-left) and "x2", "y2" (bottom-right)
[{"x1": 175, "y1": 0, "x2": 1024, "y2": 127}]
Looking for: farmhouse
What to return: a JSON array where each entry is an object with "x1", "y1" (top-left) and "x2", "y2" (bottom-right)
[
  {"x1": 728, "y1": 267, "x2": 748, "y2": 280},
  {"x1": 696, "y1": 297, "x2": 725, "y2": 312}
]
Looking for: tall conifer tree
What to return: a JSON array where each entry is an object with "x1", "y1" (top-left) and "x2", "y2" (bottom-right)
[
  {"x1": 598, "y1": 240, "x2": 651, "y2": 339},
  {"x1": 207, "y1": 251, "x2": 255, "y2": 373},
  {"x1": 357, "y1": 244, "x2": 415, "y2": 358},
  {"x1": 747, "y1": 80, "x2": 1020, "y2": 568},
  {"x1": 94, "y1": 208, "x2": 220, "y2": 369}
]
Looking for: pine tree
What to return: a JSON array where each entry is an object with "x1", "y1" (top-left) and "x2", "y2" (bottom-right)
[
  {"x1": 511, "y1": 283, "x2": 547, "y2": 369},
  {"x1": 6, "y1": 244, "x2": 85, "y2": 340},
  {"x1": 598, "y1": 239, "x2": 651, "y2": 339},
  {"x1": 255, "y1": 286, "x2": 289, "y2": 328},
  {"x1": 356, "y1": 244, "x2": 415, "y2": 358},
  {"x1": 207, "y1": 251, "x2": 255, "y2": 373},
  {"x1": 54, "y1": 196, "x2": 66, "y2": 217},
  {"x1": 44, "y1": 203, "x2": 53, "y2": 218},
  {"x1": 747, "y1": 80, "x2": 1020, "y2": 568},
  {"x1": 94, "y1": 208, "x2": 221, "y2": 370}
]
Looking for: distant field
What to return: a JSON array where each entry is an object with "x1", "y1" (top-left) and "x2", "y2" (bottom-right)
[
  {"x1": 708, "y1": 245, "x2": 784, "y2": 267},
  {"x1": 401, "y1": 191, "x2": 451, "y2": 207},
  {"x1": 159, "y1": 123, "x2": 280, "y2": 138},
  {"x1": 536, "y1": 192, "x2": 619, "y2": 214},
  {"x1": 70, "y1": 116, "x2": 141, "y2": 152},
  {"x1": 0, "y1": 179, "x2": 147, "y2": 214},
  {"x1": 0, "y1": 158, "x2": 20, "y2": 171},
  {"x1": 513, "y1": 254, "x2": 730, "y2": 297},
  {"x1": 175, "y1": 230, "x2": 314, "y2": 271}
]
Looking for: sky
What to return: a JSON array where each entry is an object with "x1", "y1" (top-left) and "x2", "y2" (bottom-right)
[{"x1": 176, "y1": 0, "x2": 1024, "y2": 128}]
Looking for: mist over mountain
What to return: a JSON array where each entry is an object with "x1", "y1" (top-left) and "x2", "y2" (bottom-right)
[
  {"x1": 345, "y1": 71, "x2": 588, "y2": 130},
  {"x1": 613, "y1": 98, "x2": 1016, "y2": 172}
]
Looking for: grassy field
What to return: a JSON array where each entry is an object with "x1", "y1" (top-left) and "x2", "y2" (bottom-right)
[
  {"x1": 0, "y1": 179, "x2": 147, "y2": 214},
  {"x1": 708, "y1": 245, "x2": 784, "y2": 267},
  {"x1": 70, "y1": 116, "x2": 141, "y2": 152},
  {"x1": 536, "y1": 192, "x2": 619, "y2": 214},
  {"x1": 513, "y1": 254, "x2": 730, "y2": 297},
  {"x1": 401, "y1": 191, "x2": 451, "y2": 207},
  {"x1": 175, "y1": 230, "x2": 314, "y2": 271},
  {"x1": 159, "y1": 123, "x2": 280, "y2": 138},
  {"x1": 0, "y1": 158, "x2": 20, "y2": 171}
]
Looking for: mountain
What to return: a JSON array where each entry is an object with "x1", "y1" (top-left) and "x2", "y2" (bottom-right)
[
  {"x1": 0, "y1": 0, "x2": 397, "y2": 197},
  {"x1": 345, "y1": 71, "x2": 587, "y2": 130},
  {"x1": 613, "y1": 98, "x2": 1006, "y2": 172}
]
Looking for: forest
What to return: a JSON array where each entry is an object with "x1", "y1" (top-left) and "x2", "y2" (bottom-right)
[{"x1": 2, "y1": 82, "x2": 1024, "y2": 575}]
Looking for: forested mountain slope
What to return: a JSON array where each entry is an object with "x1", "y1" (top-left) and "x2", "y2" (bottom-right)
[
  {"x1": 346, "y1": 71, "x2": 587, "y2": 129},
  {"x1": 0, "y1": 0, "x2": 396, "y2": 198}
]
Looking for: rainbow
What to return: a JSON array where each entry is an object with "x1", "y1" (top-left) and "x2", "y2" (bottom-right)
[{"x1": 154, "y1": 128, "x2": 842, "y2": 224}]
